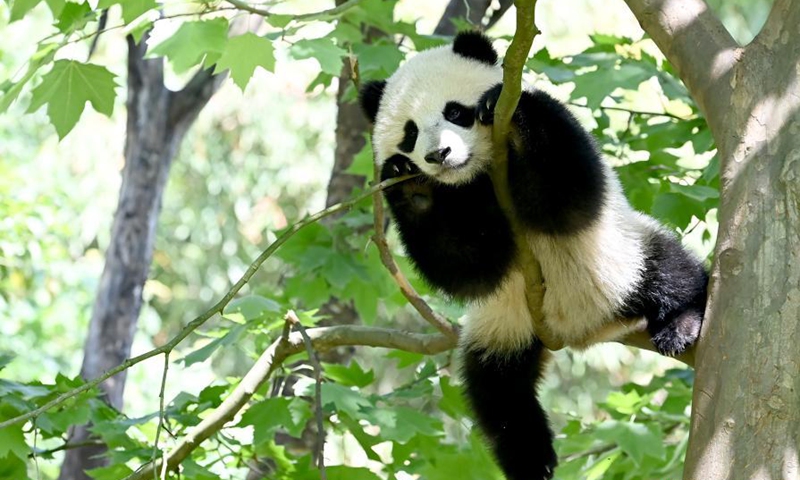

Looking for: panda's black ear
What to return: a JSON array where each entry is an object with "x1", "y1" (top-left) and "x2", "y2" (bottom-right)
[
  {"x1": 359, "y1": 80, "x2": 386, "y2": 123},
  {"x1": 453, "y1": 31, "x2": 498, "y2": 66}
]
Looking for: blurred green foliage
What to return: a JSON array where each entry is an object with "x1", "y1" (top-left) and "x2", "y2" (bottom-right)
[{"x1": 0, "y1": 0, "x2": 766, "y2": 478}]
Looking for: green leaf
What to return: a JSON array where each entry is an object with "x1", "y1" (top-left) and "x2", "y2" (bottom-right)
[
  {"x1": 387, "y1": 350, "x2": 424, "y2": 368},
  {"x1": 239, "y1": 397, "x2": 312, "y2": 444},
  {"x1": 354, "y1": 41, "x2": 403, "y2": 77},
  {"x1": 669, "y1": 183, "x2": 719, "y2": 202},
  {"x1": 595, "y1": 421, "x2": 666, "y2": 465},
  {"x1": 0, "y1": 354, "x2": 14, "y2": 370},
  {"x1": 55, "y1": 1, "x2": 92, "y2": 33},
  {"x1": 368, "y1": 406, "x2": 442, "y2": 443},
  {"x1": 180, "y1": 323, "x2": 247, "y2": 366},
  {"x1": 652, "y1": 192, "x2": 704, "y2": 228},
  {"x1": 27, "y1": 60, "x2": 117, "y2": 139},
  {"x1": 148, "y1": 18, "x2": 228, "y2": 73},
  {"x1": 222, "y1": 294, "x2": 281, "y2": 322},
  {"x1": 290, "y1": 38, "x2": 346, "y2": 76},
  {"x1": 438, "y1": 375, "x2": 468, "y2": 419},
  {"x1": 0, "y1": 455, "x2": 26, "y2": 480},
  {"x1": 119, "y1": 0, "x2": 156, "y2": 24},
  {"x1": 9, "y1": 0, "x2": 42, "y2": 22},
  {"x1": 346, "y1": 137, "x2": 374, "y2": 176},
  {"x1": 322, "y1": 360, "x2": 375, "y2": 388},
  {"x1": 87, "y1": 464, "x2": 134, "y2": 480},
  {"x1": 266, "y1": 13, "x2": 292, "y2": 28},
  {"x1": 215, "y1": 33, "x2": 275, "y2": 91},
  {"x1": 0, "y1": 422, "x2": 27, "y2": 460},
  {"x1": 319, "y1": 383, "x2": 371, "y2": 417}
]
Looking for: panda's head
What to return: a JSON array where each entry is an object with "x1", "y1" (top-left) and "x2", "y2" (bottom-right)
[{"x1": 360, "y1": 32, "x2": 502, "y2": 185}]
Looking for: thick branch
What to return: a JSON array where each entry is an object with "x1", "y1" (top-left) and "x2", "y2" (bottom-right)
[
  {"x1": 753, "y1": 0, "x2": 800, "y2": 53},
  {"x1": 124, "y1": 325, "x2": 455, "y2": 480},
  {"x1": 623, "y1": 0, "x2": 739, "y2": 134}
]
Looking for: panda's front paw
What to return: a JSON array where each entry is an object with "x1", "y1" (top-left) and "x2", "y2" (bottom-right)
[
  {"x1": 380, "y1": 155, "x2": 433, "y2": 213},
  {"x1": 476, "y1": 84, "x2": 503, "y2": 125},
  {"x1": 381, "y1": 154, "x2": 420, "y2": 181}
]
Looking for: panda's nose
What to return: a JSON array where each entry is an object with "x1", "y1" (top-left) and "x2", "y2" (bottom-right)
[{"x1": 424, "y1": 147, "x2": 451, "y2": 164}]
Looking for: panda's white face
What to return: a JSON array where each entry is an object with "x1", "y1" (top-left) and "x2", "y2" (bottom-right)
[{"x1": 372, "y1": 45, "x2": 503, "y2": 185}]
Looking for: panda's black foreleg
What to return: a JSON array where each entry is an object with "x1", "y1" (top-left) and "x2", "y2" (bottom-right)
[
  {"x1": 380, "y1": 154, "x2": 516, "y2": 300},
  {"x1": 462, "y1": 339, "x2": 557, "y2": 480},
  {"x1": 477, "y1": 84, "x2": 607, "y2": 235}
]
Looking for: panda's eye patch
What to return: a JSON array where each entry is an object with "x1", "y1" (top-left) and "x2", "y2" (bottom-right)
[
  {"x1": 443, "y1": 102, "x2": 475, "y2": 128},
  {"x1": 398, "y1": 120, "x2": 418, "y2": 153}
]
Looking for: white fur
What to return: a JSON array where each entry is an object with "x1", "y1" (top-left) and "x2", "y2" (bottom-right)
[
  {"x1": 463, "y1": 171, "x2": 657, "y2": 354},
  {"x1": 377, "y1": 44, "x2": 659, "y2": 354},
  {"x1": 373, "y1": 45, "x2": 502, "y2": 185}
]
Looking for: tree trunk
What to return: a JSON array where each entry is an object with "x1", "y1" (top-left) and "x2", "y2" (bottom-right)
[
  {"x1": 682, "y1": 0, "x2": 800, "y2": 477},
  {"x1": 58, "y1": 36, "x2": 223, "y2": 480},
  {"x1": 624, "y1": 0, "x2": 799, "y2": 477}
]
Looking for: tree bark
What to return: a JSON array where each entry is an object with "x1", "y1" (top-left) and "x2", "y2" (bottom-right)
[
  {"x1": 58, "y1": 35, "x2": 224, "y2": 480},
  {"x1": 626, "y1": 0, "x2": 800, "y2": 478}
]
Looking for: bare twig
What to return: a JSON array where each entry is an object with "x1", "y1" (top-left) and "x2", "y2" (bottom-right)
[
  {"x1": 123, "y1": 325, "x2": 456, "y2": 479},
  {"x1": 225, "y1": 0, "x2": 363, "y2": 22},
  {"x1": 567, "y1": 101, "x2": 696, "y2": 121},
  {"x1": 152, "y1": 354, "x2": 170, "y2": 480},
  {"x1": 29, "y1": 440, "x2": 105, "y2": 457},
  {"x1": 0, "y1": 175, "x2": 414, "y2": 431},
  {"x1": 285, "y1": 311, "x2": 327, "y2": 479}
]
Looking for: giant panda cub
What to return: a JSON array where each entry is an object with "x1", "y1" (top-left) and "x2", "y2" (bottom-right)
[{"x1": 359, "y1": 31, "x2": 708, "y2": 480}]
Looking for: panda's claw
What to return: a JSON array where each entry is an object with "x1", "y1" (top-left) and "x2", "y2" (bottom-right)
[{"x1": 476, "y1": 83, "x2": 503, "y2": 125}]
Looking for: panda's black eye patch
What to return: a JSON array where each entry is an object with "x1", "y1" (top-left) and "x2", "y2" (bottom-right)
[
  {"x1": 443, "y1": 102, "x2": 475, "y2": 128},
  {"x1": 398, "y1": 120, "x2": 418, "y2": 153}
]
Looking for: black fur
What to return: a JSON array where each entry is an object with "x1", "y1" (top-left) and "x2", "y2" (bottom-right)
[
  {"x1": 398, "y1": 120, "x2": 418, "y2": 153},
  {"x1": 380, "y1": 154, "x2": 515, "y2": 299},
  {"x1": 617, "y1": 230, "x2": 708, "y2": 355},
  {"x1": 452, "y1": 31, "x2": 498, "y2": 66},
  {"x1": 462, "y1": 340, "x2": 556, "y2": 480},
  {"x1": 477, "y1": 84, "x2": 607, "y2": 234},
  {"x1": 443, "y1": 101, "x2": 475, "y2": 128},
  {"x1": 359, "y1": 80, "x2": 386, "y2": 122},
  {"x1": 362, "y1": 32, "x2": 708, "y2": 480}
]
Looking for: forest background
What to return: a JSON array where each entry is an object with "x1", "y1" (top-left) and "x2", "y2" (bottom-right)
[{"x1": 0, "y1": 0, "x2": 787, "y2": 479}]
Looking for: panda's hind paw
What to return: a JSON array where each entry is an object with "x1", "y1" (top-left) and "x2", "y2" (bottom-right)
[
  {"x1": 476, "y1": 84, "x2": 503, "y2": 125},
  {"x1": 651, "y1": 309, "x2": 703, "y2": 356}
]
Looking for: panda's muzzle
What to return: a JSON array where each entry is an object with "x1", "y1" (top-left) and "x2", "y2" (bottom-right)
[{"x1": 424, "y1": 147, "x2": 451, "y2": 164}]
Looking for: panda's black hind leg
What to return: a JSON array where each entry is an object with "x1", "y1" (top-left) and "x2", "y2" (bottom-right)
[{"x1": 462, "y1": 339, "x2": 557, "y2": 480}]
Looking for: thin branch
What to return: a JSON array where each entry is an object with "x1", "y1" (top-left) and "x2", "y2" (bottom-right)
[
  {"x1": 0, "y1": 175, "x2": 414, "y2": 431},
  {"x1": 623, "y1": 0, "x2": 740, "y2": 133},
  {"x1": 489, "y1": 0, "x2": 564, "y2": 350},
  {"x1": 152, "y1": 354, "x2": 170, "y2": 480},
  {"x1": 285, "y1": 311, "x2": 327, "y2": 479},
  {"x1": 29, "y1": 441, "x2": 106, "y2": 458},
  {"x1": 567, "y1": 101, "x2": 696, "y2": 121},
  {"x1": 370, "y1": 161, "x2": 459, "y2": 340},
  {"x1": 123, "y1": 325, "x2": 455, "y2": 480},
  {"x1": 225, "y1": 0, "x2": 363, "y2": 22}
]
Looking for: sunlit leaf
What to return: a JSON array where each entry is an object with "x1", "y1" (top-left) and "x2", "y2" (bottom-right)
[
  {"x1": 215, "y1": 33, "x2": 275, "y2": 91},
  {"x1": 148, "y1": 18, "x2": 228, "y2": 73},
  {"x1": 27, "y1": 60, "x2": 117, "y2": 139}
]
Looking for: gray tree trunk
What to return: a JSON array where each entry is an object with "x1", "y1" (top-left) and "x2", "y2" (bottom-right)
[
  {"x1": 625, "y1": 0, "x2": 799, "y2": 478},
  {"x1": 58, "y1": 35, "x2": 223, "y2": 480}
]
